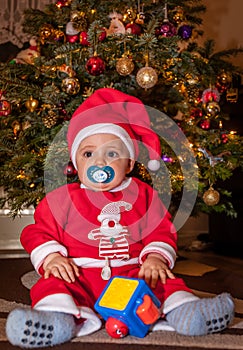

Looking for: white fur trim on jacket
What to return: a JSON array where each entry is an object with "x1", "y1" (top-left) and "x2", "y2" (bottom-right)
[
  {"x1": 139, "y1": 242, "x2": 177, "y2": 269},
  {"x1": 31, "y1": 240, "x2": 68, "y2": 273}
]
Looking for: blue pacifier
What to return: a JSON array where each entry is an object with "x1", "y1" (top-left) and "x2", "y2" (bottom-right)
[{"x1": 87, "y1": 166, "x2": 115, "y2": 183}]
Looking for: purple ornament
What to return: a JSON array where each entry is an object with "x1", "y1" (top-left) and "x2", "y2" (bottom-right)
[
  {"x1": 159, "y1": 20, "x2": 176, "y2": 37},
  {"x1": 178, "y1": 25, "x2": 192, "y2": 39},
  {"x1": 162, "y1": 155, "x2": 173, "y2": 163}
]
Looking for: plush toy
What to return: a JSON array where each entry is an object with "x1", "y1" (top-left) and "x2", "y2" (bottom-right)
[{"x1": 14, "y1": 37, "x2": 39, "y2": 64}]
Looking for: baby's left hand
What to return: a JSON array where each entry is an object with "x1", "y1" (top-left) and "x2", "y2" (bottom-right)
[{"x1": 138, "y1": 253, "x2": 175, "y2": 288}]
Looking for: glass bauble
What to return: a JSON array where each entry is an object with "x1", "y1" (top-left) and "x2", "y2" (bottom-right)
[
  {"x1": 86, "y1": 56, "x2": 105, "y2": 76},
  {"x1": 61, "y1": 77, "x2": 80, "y2": 95},
  {"x1": 116, "y1": 57, "x2": 134, "y2": 76},
  {"x1": 0, "y1": 100, "x2": 11, "y2": 116},
  {"x1": 203, "y1": 187, "x2": 220, "y2": 206},
  {"x1": 178, "y1": 24, "x2": 192, "y2": 39},
  {"x1": 205, "y1": 101, "x2": 220, "y2": 117},
  {"x1": 159, "y1": 20, "x2": 176, "y2": 37},
  {"x1": 136, "y1": 66, "x2": 158, "y2": 89}
]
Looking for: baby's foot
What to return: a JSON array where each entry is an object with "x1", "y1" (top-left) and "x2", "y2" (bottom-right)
[
  {"x1": 6, "y1": 307, "x2": 76, "y2": 348},
  {"x1": 166, "y1": 293, "x2": 234, "y2": 336}
]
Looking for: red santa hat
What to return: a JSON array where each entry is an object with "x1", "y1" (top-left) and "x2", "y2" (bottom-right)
[{"x1": 67, "y1": 88, "x2": 161, "y2": 171}]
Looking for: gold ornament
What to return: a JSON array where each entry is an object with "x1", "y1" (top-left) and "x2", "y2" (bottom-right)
[
  {"x1": 226, "y1": 88, "x2": 238, "y2": 103},
  {"x1": 42, "y1": 110, "x2": 58, "y2": 128},
  {"x1": 217, "y1": 71, "x2": 232, "y2": 86},
  {"x1": 70, "y1": 10, "x2": 87, "y2": 31},
  {"x1": 136, "y1": 66, "x2": 158, "y2": 89},
  {"x1": 116, "y1": 56, "x2": 134, "y2": 76},
  {"x1": 172, "y1": 7, "x2": 184, "y2": 24},
  {"x1": 12, "y1": 120, "x2": 21, "y2": 138},
  {"x1": 61, "y1": 77, "x2": 80, "y2": 95},
  {"x1": 205, "y1": 101, "x2": 220, "y2": 117},
  {"x1": 39, "y1": 24, "x2": 54, "y2": 44},
  {"x1": 203, "y1": 186, "x2": 220, "y2": 206},
  {"x1": 25, "y1": 96, "x2": 39, "y2": 112}
]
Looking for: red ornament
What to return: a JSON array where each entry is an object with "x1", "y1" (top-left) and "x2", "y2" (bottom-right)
[
  {"x1": 159, "y1": 20, "x2": 176, "y2": 37},
  {"x1": 202, "y1": 88, "x2": 220, "y2": 104},
  {"x1": 0, "y1": 100, "x2": 11, "y2": 116},
  {"x1": 221, "y1": 133, "x2": 228, "y2": 144},
  {"x1": 66, "y1": 34, "x2": 80, "y2": 43},
  {"x1": 200, "y1": 119, "x2": 210, "y2": 130},
  {"x1": 56, "y1": 0, "x2": 70, "y2": 8},
  {"x1": 190, "y1": 108, "x2": 203, "y2": 119},
  {"x1": 79, "y1": 31, "x2": 90, "y2": 46},
  {"x1": 125, "y1": 23, "x2": 142, "y2": 35},
  {"x1": 105, "y1": 317, "x2": 128, "y2": 338},
  {"x1": 86, "y1": 55, "x2": 105, "y2": 76},
  {"x1": 98, "y1": 28, "x2": 107, "y2": 42},
  {"x1": 63, "y1": 161, "x2": 77, "y2": 177}
]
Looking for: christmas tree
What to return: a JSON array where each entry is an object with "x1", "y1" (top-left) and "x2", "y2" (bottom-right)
[{"x1": 0, "y1": 0, "x2": 242, "y2": 220}]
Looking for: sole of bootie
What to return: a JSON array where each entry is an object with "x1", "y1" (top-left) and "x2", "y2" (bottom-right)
[{"x1": 6, "y1": 308, "x2": 76, "y2": 348}]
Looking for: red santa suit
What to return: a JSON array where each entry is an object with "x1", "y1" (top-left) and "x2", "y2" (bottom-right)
[{"x1": 21, "y1": 177, "x2": 198, "y2": 336}]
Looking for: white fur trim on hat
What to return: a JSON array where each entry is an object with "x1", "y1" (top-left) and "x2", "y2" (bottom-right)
[{"x1": 71, "y1": 123, "x2": 135, "y2": 169}]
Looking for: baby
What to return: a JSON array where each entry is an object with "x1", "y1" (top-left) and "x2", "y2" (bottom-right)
[{"x1": 6, "y1": 88, "x2": 234, "y2": 348}]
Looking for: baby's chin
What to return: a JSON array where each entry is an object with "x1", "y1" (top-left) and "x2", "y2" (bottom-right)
[{"x1": 83, "y1": 180, "x2": 118, "y2": 192}]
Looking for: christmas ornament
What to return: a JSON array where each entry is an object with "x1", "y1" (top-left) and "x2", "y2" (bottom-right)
[
  {"x1": 221, "y1": 133, "x2": 228, "y2": 144},
  {"x1": 125, "y1": 22, "x2": 142, "y2": 35},
  {"x1": 203, "y1": 186, "x2": 220, "y2": 206},
  {"x1": 80, "y1": 31, "x2": 90, "y2": 46},
  {"x1": 61, "y1": 77, "x2": 80, "y2": 95},
  {"x1": 217, "y1": 71, "x2": 232, "y2": 86},
  {"x1": 136, "y1": 66, "x2": 158, "y2": 89},
  {"x1": 226, "y1": 88, "x2": 238, "y2": 103},
  {"x1": 123, "y1": 8, "x2": 137, "y2": 23},
  {"x1": 42, "y1": 110, "x2": 58, "y2": 128},
  {"x1": 25, "y1": 96, "x2": 39, "y2": 112},
  {"x1": 63, "y1": 161, "x2": 77, "y2": 177},
  {"x1": 12, "y1": 120, "x2": 21, "y2": 138},
  {"x1": 39, "y1": 24, "x2": 54, "y2": 44},
  {"x1": 135, "y1": 11, "x2": 145, "y2": 25},
  {"x1": 56, "y1": 0, "x2": 72, "y2": 8},
  {"x1": 0, "y1": 99, "x2": 11, "y2": 116},
  {"x1": 158, "y1": 20, "x2": 176, "y2": 37},
  {"x1": 53, "y1": 28, "x2": 65, "y2": 42},
  {"x1": 190, "y1": 108, "x2": 203, "y2": 120},
  {"x1": 116, "y1": 56, "x2": 134, "y2": 76},
  {"x1": 107, "y1": 12, "x2": 125, "y2": 36},
  {"x1": 158, "y1": 2, "x2": 176, "y2": 37},
  {"x1": 200, "y1": 119, "x2": 210, "y2": 130},
  {"x1": 14, "y1": 37, "x2": 39, "y2": 64},
  {"x1": 66, "y1": 22, "x2": 80, "y2": 43},
  {"x1": 177, "y1": 24, "x2": 192, "y2": 39},
  {"x1": 202, "y1": 88, "x2": 220, "y2": 104},
  {"x1": 86, "y1": 54, "x2": 105, "y2": 76},
  {"x1": 205, "y1": 101, "x2": 220, "y2": 118},
  {"x1": 172, "y1": 7, "x2": 184, "y2": 24},
  {"x1": 70, "y1": 10, "x2": 87, "y2": 32}
]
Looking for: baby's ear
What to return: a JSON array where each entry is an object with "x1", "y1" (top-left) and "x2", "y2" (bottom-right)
[{"x1": 127, "y1": 159, "x2": 135, "y2": 173}]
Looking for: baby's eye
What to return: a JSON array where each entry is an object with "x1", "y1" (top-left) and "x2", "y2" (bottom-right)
[
  {"x1": 107, "y1": 151, "x2": 119, "y2": 158},
  {"x1": 84, "y1": 151, "x2": 93, "y2": 158}
]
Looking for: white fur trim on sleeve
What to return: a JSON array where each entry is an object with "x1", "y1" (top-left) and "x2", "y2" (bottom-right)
[
  {"x1": 30, "y1": 240, "x2": 68, "y2": 273},
  {"x1": 139, "y1": 242, "x2": 177, "y2": 269}
]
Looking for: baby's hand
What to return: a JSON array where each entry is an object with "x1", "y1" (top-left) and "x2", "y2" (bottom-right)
[
  {"x1": 138, "y1": 253, "x2": 175, "y2": 288},
  {"x1": 43, "y1": 253, "x2": 80, "y2": 283}
]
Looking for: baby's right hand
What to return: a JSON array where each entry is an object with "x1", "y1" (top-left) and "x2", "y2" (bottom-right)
[{"x1": 43, "y1": 253, "x2": 80, "y2": 283}]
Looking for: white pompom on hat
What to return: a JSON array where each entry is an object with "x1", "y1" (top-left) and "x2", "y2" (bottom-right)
[{"x1": 67, "y1": 88, "x2": 161, "y2": 171}]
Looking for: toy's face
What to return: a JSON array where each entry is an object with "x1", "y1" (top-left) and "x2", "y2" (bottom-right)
[{"x1": 105, "y1": 317, "x2": 128, "y2": 338}]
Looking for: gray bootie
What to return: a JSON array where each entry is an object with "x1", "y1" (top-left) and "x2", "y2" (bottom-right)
[
  {"x1": 6, "y1": 307, "x2": 76, "y2": 348},
  {"x1": 166, "y1": 293, "x2": 234, "y2": 336}
]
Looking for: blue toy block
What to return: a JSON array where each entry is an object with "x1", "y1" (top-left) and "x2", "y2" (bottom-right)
[{"x1": 95, "y1": 276, "x2": 161, "y2": 338}]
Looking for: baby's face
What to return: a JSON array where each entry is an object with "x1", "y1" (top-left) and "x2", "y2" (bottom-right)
[{"x1": 76, "y1": 133, "x2": 134, "y2": 191}]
